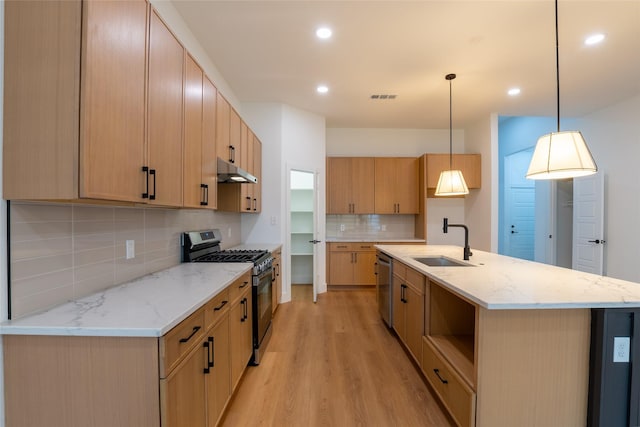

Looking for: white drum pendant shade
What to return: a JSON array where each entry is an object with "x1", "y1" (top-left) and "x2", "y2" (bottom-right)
[
  {"x1": 526, "y1": 130, "x2": 597, "y2": 180},
  {"x1": 435, "y1": 169, "x2": 469, "y2": 196}
]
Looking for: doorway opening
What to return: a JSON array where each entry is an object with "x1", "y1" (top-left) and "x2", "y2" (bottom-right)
[{"x1": 289, "y1": 169, "x2": 319, "y2": 302}]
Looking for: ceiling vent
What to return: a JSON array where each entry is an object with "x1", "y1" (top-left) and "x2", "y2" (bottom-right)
[{"x1": 370, "y1": 94, "x2": 397, "y2": 100}]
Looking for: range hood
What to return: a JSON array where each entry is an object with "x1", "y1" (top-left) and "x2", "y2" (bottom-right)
[{"x1": 217, "y1": 158, "x2": 258, "y2": 184}]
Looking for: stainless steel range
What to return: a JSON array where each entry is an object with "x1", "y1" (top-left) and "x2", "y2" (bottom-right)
[{"x1": 182, "y1": 229, "x2": 273, "y2": 365}]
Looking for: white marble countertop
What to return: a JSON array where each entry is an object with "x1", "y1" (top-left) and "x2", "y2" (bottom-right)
[
  {"x1": 376, "y1": 245, "x2": 640, "y2": 309},
  {"x1": 0, "y1": 263, "x2": 252, "y2": 337}
]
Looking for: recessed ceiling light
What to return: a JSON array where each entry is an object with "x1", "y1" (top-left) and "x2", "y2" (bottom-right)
[
  {"x1": 317, "y1": 85, "x2": 329, "y2": 94},
  {"x1": 316, "y1": 27, "x2": 332, "y2": 40},
  {"x1": 585, "y1": 33, "x2": 605, "y2": 46},
  {"x1": 508, "y1": 88, "x2": 521, "y2": 96}
]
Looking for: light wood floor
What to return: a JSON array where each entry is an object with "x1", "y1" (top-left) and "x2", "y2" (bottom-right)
[{"x1": 220, "y1": 287, "x2": 454, "y2": 426}]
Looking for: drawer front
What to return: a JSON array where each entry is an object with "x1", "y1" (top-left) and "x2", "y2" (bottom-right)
[
  {"x1": 422, "y1": 337, "x2": 476, "y2": 427},
  {"x1": 406, "y1": 267, "x2": 425, "y2": 293},
  {"x1": 354, "y1": 243, "x2": 375, "y2": 251},
  {"x1": 205, "y1": 288, "x2": 230, "y2": 330},
  {"x1": 328, "y1": 242, "x2": 355, "y2": 251},
  {"x1": 392, "y1": 259, "x2": 407, "y2": 279},
  {"x1": 161, "y1": 307, "x2": 205, "y2": 376},
  {"x1": 228, "y1": 272, "x2": 251, "y2": 305}
]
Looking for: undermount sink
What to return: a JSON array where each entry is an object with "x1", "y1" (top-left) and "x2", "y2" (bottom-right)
[{"x1": 413, "y1": 256, "x2": 473, "y2": 267}]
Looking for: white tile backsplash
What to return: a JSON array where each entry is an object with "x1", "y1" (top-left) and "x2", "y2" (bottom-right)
[
  {"x1": 326, "y1": 214, "x2": 416, "y2": 240},
  {"x1": 9, "y1": 201, "x2": 241, "y2": 318}
]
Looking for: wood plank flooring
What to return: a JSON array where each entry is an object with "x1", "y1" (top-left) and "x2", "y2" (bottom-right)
[{"x1": 220, "y1": 287, "x2": 454, "y2": 426}]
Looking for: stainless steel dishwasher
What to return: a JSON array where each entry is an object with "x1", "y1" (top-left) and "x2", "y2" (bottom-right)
[{"x1": 376, "y1": 252, "x2": 393, "y2": 327}]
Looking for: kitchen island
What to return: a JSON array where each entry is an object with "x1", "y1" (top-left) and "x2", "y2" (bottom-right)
[{"x1": 376, "y1": 244, "x2": 640, "y2": 427}]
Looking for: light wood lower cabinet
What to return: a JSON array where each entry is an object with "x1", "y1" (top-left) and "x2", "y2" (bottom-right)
[
  {"x1": 3, "y1": 273, "x2": 257, "y2": 427},
  {"x1": 272, "y1": 248, "x2": 283, "y2": 313},
  {"x1": 327, "y1": 242, "x2": 376, "y2": 286},
  {"x1": 391, "y1": 260, "x2": 425, "y2": 362}
]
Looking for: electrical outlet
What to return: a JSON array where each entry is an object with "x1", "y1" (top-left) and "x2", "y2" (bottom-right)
[
  {"x1": 613, "y1": 337, "x2": 630, "y2": 363},
  {"x1": 340, "y1": 224, "x2": 345, "y2": 232},
  {"x1": 126, "y1": 240, "x2": 135, "y2": 259},
  {"x1": 228, "y1": 228, "x2": 232, "y2": 238}
]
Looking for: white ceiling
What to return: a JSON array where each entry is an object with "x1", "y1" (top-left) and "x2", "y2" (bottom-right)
[{"x1": 171, "y1": 0, "x2": 640, "y2": 128}]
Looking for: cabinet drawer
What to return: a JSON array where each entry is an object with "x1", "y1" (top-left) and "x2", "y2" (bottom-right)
[
  {"x1": 204, "y1": 288, "x2": 230, "y2": 330},
  {"x1": 405, "y1": 267, "x2": 425, "y2": 293},
  {"x1": 160, "y1": 307, "x2": 206, "y2": 376},
  {"x1": 392, "y1": 259, "x2": 407, "y2": 279},
  {"x1": 328, "y1": 242, "x2": 355, "y2": 251},
  {"x1": 228, "y1": 272, "x2": 251, "y2": 305},
  {"x1": 422, "y1": 337, "x2": 476, "y2": 427}
]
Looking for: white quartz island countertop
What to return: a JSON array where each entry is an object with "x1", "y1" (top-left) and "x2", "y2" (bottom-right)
[
  {"x1": 376, "y1": 244, "x2": 640, "y2": 309},
  {"x1": 0, "y1": 263, "x2": 252, "y2": 337}
]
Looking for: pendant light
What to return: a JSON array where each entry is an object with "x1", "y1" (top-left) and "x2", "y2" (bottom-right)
[
  {"x1": 526, "y1": 0, "x2": 597, "y2": 180},
  {"x1": 435, "y1": 73, "x2": 469, "y2": 196}
]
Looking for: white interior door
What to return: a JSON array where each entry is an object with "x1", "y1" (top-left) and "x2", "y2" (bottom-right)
[
  {"x1": 504, "y1": 148, "x2": 535, "y2": 260},
  {"x1": 573, "y1": 173, "x2": 605, "y2": 274},
  {"x1": 289, "y1": 169, "x2": 319, "y2": 301}
]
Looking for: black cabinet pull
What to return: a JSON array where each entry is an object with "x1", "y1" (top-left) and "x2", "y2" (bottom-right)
[
  {"x1": 208, "y1": 336, "x2": 214, "y2": 368},
  {"x1": 253, "y1": 198, "x2": 257, "y2": 211},
  {"x1": 142, "y1": 166, "x2": 149, "y2": 199},
  {"x1": 179, "y1": 326, "x2": 201, "y2": 343},
  {"x1": 200, "y1": 184, "x2": 208, "y2": 206},
  {"x1": 229, "y1": 145, "x2": 235, "y2": 163},
  {"x1": 203, "y1": 341, "x2": 210, "y2": 374},
  {"x1": 433, "y1": 369, "x2": 448, "y2": 384},
  {"x1": 149, "y1": 169, "x2": 156, "y2": 200},
  {"x1": 244, "y1": 297, "x2": 249, "y2": 320},
  {"x1": 246, "y1": 196, "x2": 251, "y2": 211},
  {"x1": 240, "y1": 299, "x2": 246, "y2": 322},
  {"x1": 401, "y1": 284, "x2": 407, "y2": 303},
  {"x1": 213, "y1": 300, "x2": 228, "y2": 311},
  {"x1": 239, "y1": 281, "x2": 249, "y2": 289}
]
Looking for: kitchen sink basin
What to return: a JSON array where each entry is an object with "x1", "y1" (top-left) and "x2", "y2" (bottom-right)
[{"x1": 413, "y1": 256, "x2": 472, "y2": 267}]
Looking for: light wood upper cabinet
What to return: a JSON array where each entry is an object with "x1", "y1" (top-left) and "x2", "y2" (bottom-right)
[
  {"x1": 202, "y1": 76, "x2": 218, "y2": 209},
  {"x1": 327, "y1": 157, "x2": 375, "y2": 214},
  {"x1": 216, "y1": 93, "x2": 232, "y2": 163},
  {"x1": 229, "y1": 108, "x2": 241, "y2": 165},
  {"x1": 183, "y1": 53, "x2": 204, "y2": 208},
  {"x1": 147, "y1": 9, "x2": 184, "y2": 207},
  {"x1": 183, "y1": 55, "x2": 216, "y2": 209},
  {"x1": 218, "y1": 133, "x2": 262, "y2": 213},
  {"x1": 374, "y1": 157, "x2": 419, "y2": 214},
  {"x1": 3, "y1": 0, "x2": 148, "y2": 202},
  {"x1": 426, "y1": 154, "x2": 481, "y2": 190}
]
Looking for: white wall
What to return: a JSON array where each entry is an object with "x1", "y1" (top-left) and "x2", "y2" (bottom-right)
[
  {"x1": 242, "y1": 103, "x2": 326, "y2": 301},
  {"x1": 574, "y1": 94, "x2": 640, "y2": 282},
  {"x1": 462, "y1": 114, "x2": 499, "y2": 252}
]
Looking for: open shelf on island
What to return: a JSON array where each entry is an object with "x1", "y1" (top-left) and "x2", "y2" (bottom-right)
[{"x1": 428, "y1": 280, "x2": 477, "y2": 389}]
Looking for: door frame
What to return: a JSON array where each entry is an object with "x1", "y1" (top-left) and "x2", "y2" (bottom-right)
[{"x1": 285, "y1": 164, "x2": 323, "y2": 302}]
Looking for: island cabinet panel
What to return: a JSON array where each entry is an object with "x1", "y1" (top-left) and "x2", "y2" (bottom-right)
[
  {"x1": 327, "y1": 157, "x2": 375, "y2": 214},
  {"x1": 392, "y1": 260, "x2": 426, "y2": 362},
  {"x1": 474, "y1": 308, "x2": 591, "y2": 427},
  {"x1": 4, "y1": 335, "x2": 160, "y2": 427},
  {"x1": 4, "y1": 0, "x2": 149, "y2": 202},
  {"x1": 374, "y1": 157, "x2": 419, "y2": 214}
]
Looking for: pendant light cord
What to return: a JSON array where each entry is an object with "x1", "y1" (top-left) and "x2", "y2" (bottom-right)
[
  {"x1": 449, "y1": 77, "x2": 453, "y2": 170},
  {"x1": 555, "y1": 0, "x2": 560, "y2": 133}
]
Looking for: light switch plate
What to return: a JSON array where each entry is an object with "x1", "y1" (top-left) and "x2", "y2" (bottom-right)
[
  {"x1": 613, "y1": 336, "x2": 630, "y2": 363},
  {"x1": 126, "y1": 240, "x2": 135, "y2": 260}
]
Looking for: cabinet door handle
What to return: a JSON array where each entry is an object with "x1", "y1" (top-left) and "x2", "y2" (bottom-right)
[
  {"x1": 401, "y1": 284, "x2": 407, "y2": 303},
  {"x1": 243, "y1": 297, "x2": 249, "y2": 320},
  {"x1": 354, "y1": 253, "x2": 358, "y2": 263},
  {"x1": 433, "y1": 368, "x2": 448, "y2": 384},
  {"x1": 149, "y1": 169, "x2": 156, "y2": 200},
  {"x1": 203, "y1": 340, "x2": 211, "y2": 374},
  {"x1": 179, "y1": 326, "x2": 201, "y2": 343},
  {"x1": 240, "y1": 299, "x2": 246, "y2": 322},
  {"x1": 229, "y1": 145, "x2": 235, "y2": 163},
  {"x1": 239, "y1": 281, "x2": 249, "y2": 289},
  {"x1": 253, "y1": 198, "x2": 257, "y2": 211},
  {"x1": 246, "y1": 196, "x2": 251, "y2": 211},
  {"x1": 200, "y1": 184, "x2": 208, "y2": 206},
  {"x1": 213, "y1": 300, "x2": 228, "y2": 311},
  {"x1": 142, "y1": 166, "x2": 150, "y2": 199},
  {"x1": 208, "y1": 336, "x2": 215, "y2": 368}
]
